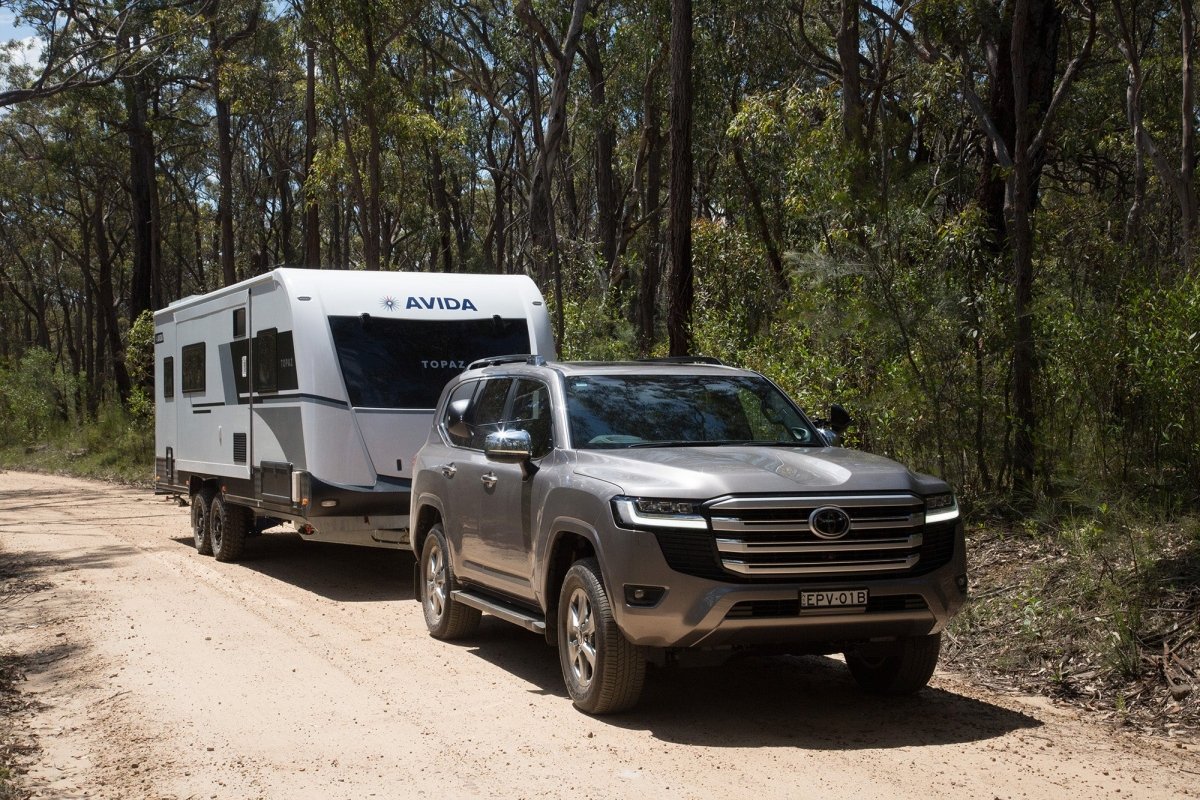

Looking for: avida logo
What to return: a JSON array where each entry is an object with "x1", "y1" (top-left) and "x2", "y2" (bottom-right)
[{"x1": 405, "y1": 296, "x2": 479, "y2": 311}]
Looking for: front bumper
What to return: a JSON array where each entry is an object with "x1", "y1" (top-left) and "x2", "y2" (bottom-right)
[{"x1": 600, "y1": 521, "x2": 967, "y2": 649}]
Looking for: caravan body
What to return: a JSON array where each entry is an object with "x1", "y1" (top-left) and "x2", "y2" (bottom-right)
[{"x1": 154, "y1": 268, "x2": 554, "y2": 552}]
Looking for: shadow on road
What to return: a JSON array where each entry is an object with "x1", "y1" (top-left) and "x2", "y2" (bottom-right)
[
  {"x1": 458, "y1": 625, "x2": 1043, "y2": 749},
  {"x1": 168, "y1": 530, "x2": 415, "y2": 603}
]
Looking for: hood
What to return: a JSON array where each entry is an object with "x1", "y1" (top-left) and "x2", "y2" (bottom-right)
[{"x1": 572, "y1": 446, "x2": 948, "y2": 498}]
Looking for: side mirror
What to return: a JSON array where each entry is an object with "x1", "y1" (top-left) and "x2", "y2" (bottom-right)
[
  {"x1": 484, "y1": 429, "x2": 533, "y2": 463},
  {"x1": 829, "y1": 403, "x2": 853, "y2": 434},
  {"x1": 446, "y1": 398, "x2": 471, "y2": 440}
]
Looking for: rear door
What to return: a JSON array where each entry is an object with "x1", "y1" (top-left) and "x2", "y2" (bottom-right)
[{"x1": 450, "y1": 378, "x2": 514, "y2": 587}]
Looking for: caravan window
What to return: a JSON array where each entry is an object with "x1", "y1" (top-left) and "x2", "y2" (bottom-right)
[
  {"x1": 181, "y1": 343, "x2": 205, "y2": 393},
  {"x1": 163, "y1": 357, "x2": 175, "y2": 399},
  {"x1": 328, "y1": 316, "x2": 530, "y2": 409},
  {"x1": 253, "y1": 328, "x2": 278, "y2": 393}
]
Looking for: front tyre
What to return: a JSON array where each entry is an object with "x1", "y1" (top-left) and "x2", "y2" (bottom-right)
[
  {"x1": 845, "y1": 633, "x2": 942, "y2": 695},
  {"x1": 209, "y1": 494, "x2": 249, "y2": 563},
  {"x1": 557, "y1": 558, "x2": 645, "y2": 715},
  {"x1": 190, "y1": 488, "x2": 215, "y2": 556},
  {"x1": 420, "y1": 524, "x2": 480, "y2": 639}
]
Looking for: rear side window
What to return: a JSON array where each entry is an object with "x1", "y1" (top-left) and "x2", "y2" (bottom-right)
[
  {"x1": 181, "y1": 343, "x2": 205, "y2": 394},
  {"x1": 466, "y1": 379, "x2": 512, "y2": 449},
  {"x1": 162, "y1": 357, "x2": 175, "y2": 399},
  {"x1": 442, "y1": 380, "x2": 479, "y2": 447},
  {"x1": 328, "y1": 316, "x2": 530, "y2": 409}
]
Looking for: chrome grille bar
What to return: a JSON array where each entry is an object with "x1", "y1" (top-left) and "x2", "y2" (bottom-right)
[
  {"x1": 721, "y1": 555, "x2": 919, "y2": 576},
  {"x1": 715, "y1": 533, "x2": 922, "y2": 554},
  {"x1": 710, "y1": 514, "x2": 922, "y2": 533}
]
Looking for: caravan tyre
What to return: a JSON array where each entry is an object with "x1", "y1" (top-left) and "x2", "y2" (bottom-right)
[
  {"x1": 421, "y1": 524, "x2": 480, "y2": 639},
  {"x1": 210, "y1": 495, "x2": 248, "y2": 563},
  {"x1": 191, "y1": 488, "x2": 215, "y2": 556}
]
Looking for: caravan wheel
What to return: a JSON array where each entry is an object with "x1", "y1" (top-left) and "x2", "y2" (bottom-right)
[
  {"x1": 190, "y1": 488, "x2": 216, "y2": 556},
  {"x1": 209, "y1": 495, "x2": 248, "y2": 563}
]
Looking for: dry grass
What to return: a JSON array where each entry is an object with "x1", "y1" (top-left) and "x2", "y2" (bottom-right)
[{"x1": 945, "y1": 513, "x2": 1200, "y2": 739}]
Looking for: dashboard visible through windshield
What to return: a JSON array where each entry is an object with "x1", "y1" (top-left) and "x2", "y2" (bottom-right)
[{"x1": 564, "y1": 374, "x2": 820, "y2": 449}]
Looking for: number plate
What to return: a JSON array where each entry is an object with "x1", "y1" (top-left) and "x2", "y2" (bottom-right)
[{"x1": 800, "y1": 588, "x2": 868, "y2": 609}]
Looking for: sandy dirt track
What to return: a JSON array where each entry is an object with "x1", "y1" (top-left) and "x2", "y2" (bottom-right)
[{"x1": 1, "y1": 470, "x2": 1197, "y2": 800}]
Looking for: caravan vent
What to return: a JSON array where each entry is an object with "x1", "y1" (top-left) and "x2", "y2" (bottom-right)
[{"x1": 233, "y1": 433, "x2": 247, "y2": 464}]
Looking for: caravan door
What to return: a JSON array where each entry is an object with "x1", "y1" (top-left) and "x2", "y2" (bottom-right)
[{"x1": 174, "y1": 289, "x2": 252, "y2": 486}]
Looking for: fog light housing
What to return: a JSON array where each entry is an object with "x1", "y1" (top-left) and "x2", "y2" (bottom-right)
[{"x1": 624, "y1": 585, "x2": 666, "y2": 608}]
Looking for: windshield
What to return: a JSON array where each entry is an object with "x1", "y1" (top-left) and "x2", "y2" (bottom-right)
[
  {"x1": 564, "y1": 374, "x2": 821, "y2": 449},
  {"x1": 328, "y1": 315, "x2": 530, "y2": 409}
]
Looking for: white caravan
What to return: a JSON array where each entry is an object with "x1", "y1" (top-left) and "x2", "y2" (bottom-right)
[{"x1": 154, "y1": 268, "x2": 555, "y2": 561}]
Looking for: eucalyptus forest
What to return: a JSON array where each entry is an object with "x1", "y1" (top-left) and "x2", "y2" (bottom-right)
[{"x1": 0, "y1": 0, "x2": 1197, "y2": 513}]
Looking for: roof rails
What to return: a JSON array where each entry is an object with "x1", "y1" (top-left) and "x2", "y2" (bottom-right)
[
  {"x1": 466, "y1": 354, "x2": 547, "y2": 370},
  {"x1": 634, "y1": 356, "x2": 726, "y2": 366}
]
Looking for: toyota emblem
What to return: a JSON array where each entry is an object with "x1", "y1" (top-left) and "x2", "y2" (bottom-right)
[{"x1": 809, "y1": 506, "x2": 852, "y2": 539}]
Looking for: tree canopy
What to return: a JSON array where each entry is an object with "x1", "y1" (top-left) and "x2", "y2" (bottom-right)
[{"x1": 1, "y1": 0, "x2": 1197, "y2": 509}]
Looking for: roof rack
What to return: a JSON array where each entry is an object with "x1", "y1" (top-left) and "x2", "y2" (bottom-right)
[
  {"x1": 466, "y1": 354, "x2": 547, "y2": 370},
  {"x1": 634, "y1": 356, "x2": 726, "y2": 366}
]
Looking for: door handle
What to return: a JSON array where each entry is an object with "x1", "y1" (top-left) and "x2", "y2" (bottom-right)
[
  {"x1": 439, "y1": 464, "x2": 457, "y2": 478},
  {"x1": 481, "y1": 472, "x2": 498, "y2": 489}
]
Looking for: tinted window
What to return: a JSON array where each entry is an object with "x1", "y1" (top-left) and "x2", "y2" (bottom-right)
[
  {"x1": 181, "y1": 343, "x2": 205, "y2": 393},
  {"x1": 328, "y1": 316, "x2": 531, "y2": 409},
  {"x1": 253, "y1": 328, "x2": 278, "y2": 393},
  {"x1": 442, "y1": 380, "x2": 479, "y2": 447},
  {"x1": 467, "y1": 379, "x2": 512, "y2": 449},
  {"x1": 564, "y1": 375, "x2": 819, "y2": 448},
  {"x1": 163, "y1": 357, "x2": 175, "y2": 399},
  {"x1": 508, "y1": 379, "x2": 553, "y2": 458},
  {"x1": 233, "y1": 307, "x2": 247, "y2": 338}
]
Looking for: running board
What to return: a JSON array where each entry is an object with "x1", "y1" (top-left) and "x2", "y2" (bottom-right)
[{"x1": 452, "y1": 590, "x2": 547, "y2": 634}]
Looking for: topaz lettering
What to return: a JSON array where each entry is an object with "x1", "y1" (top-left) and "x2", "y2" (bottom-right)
[
  {"x1": 421, "y1": 360, "x2": 467, "y2": 369},
  {"x1": 405, "y1": 296, "x2": 478, "y2": 311}
]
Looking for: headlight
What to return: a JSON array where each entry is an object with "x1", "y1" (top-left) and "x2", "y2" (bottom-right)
[
  {"x1": 925, "y1": 492, "x2": 959, "y2": 524},
  {"x1": 612, "y1": 496, "x2": 707, "y2": 530}
]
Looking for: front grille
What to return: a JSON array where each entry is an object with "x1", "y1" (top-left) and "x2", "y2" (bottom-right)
[{"x1": 651, "y1": 493, "x2": 956, "y2": 583}]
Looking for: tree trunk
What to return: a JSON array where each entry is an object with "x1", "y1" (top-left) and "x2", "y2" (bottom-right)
[
  {"x1": 667, "y1": 0, "x2": 694, "y2": 357},
  {"x1": 303, "y1": 38, "x2": 321, "y2": 268},
  {"x1": 125, "y1": 52, "x2": 156, "y2": 322}
]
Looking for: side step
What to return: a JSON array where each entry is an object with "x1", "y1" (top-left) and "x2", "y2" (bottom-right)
[{"x1": 452, "y1": 590, "x2": 547, "y2": 634}]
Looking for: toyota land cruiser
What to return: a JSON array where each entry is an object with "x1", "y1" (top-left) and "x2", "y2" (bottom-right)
[{"x1": 409, "y1": 356, "x2": 967, "y2": 714}]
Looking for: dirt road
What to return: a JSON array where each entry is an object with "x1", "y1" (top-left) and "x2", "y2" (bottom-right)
[{"x1": 1, "y1": 470, "x2": 1196, "y2": 799}]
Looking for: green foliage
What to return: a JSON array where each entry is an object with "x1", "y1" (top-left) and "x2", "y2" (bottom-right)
[
  {"x1": 126, "y1": 310, "x2": 156, "y2": 389},
  {"x1": 0, "y1": 349, "x2": 61, "y2": 445}
]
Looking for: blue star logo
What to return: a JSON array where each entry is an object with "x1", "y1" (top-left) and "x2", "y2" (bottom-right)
[{"x1": 380, "y1": 296, "x2": 398, "y2": 312}]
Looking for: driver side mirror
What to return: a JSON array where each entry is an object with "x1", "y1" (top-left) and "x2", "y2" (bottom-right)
[
  {"x1": 829, "y1": 403, "x2": 853, "y2": 434},
  {"x1": 816, "y1": 403, "x2": 854, "y2": 446}
]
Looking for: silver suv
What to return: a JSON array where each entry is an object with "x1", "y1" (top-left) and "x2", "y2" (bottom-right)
[{"x1": 410, "y1": 356, "x2": 967, "y2": 714}]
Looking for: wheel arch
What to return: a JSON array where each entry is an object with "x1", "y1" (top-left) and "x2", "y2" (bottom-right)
[
  {"x1": 409, "y1": 495, "x2": 446, "y2": 557},
  {"x1": 542, "y1": 521, "x2": 603, "y2": 645}
]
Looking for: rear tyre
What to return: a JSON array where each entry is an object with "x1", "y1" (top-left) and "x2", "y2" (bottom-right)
[
  {"x1": 420, "y1": 524, "x2": 480, "y2": 639},
  {"x1": 209, "y1": 494, "x2": 248, "y2": 563},
  {"x1": 845, "y1": 633, "x2": 941, "y2": 695},
  {"x1": 190, "y1": 488, "x2": 215, "y2": 556},
  {"x1": 557, "y1": 558, "x2": 645, "y2": 715}
]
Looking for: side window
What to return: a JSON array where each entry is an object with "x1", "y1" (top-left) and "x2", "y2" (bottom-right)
[
  {"x1": 467, "y1": 379, "x2": 512, "y2": 450},
  {"x1": 253, "y1": 328, "x2": 278, "y2": 393},
  {"x1": 163, "y1": 357, "x2": 175, "y2": 400},
  {"x1": 442, "y1": 380, "x2": 479, "y2": 447},
  {"x1": 508, "y1": 379, "x2": 553, "y2": 458},
  {"x1": 233, "y1": 307, "x2": 247, "y2": 338},
  {"x1": 181, "y1": 343, "x2": 205, "y2": 394}
]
